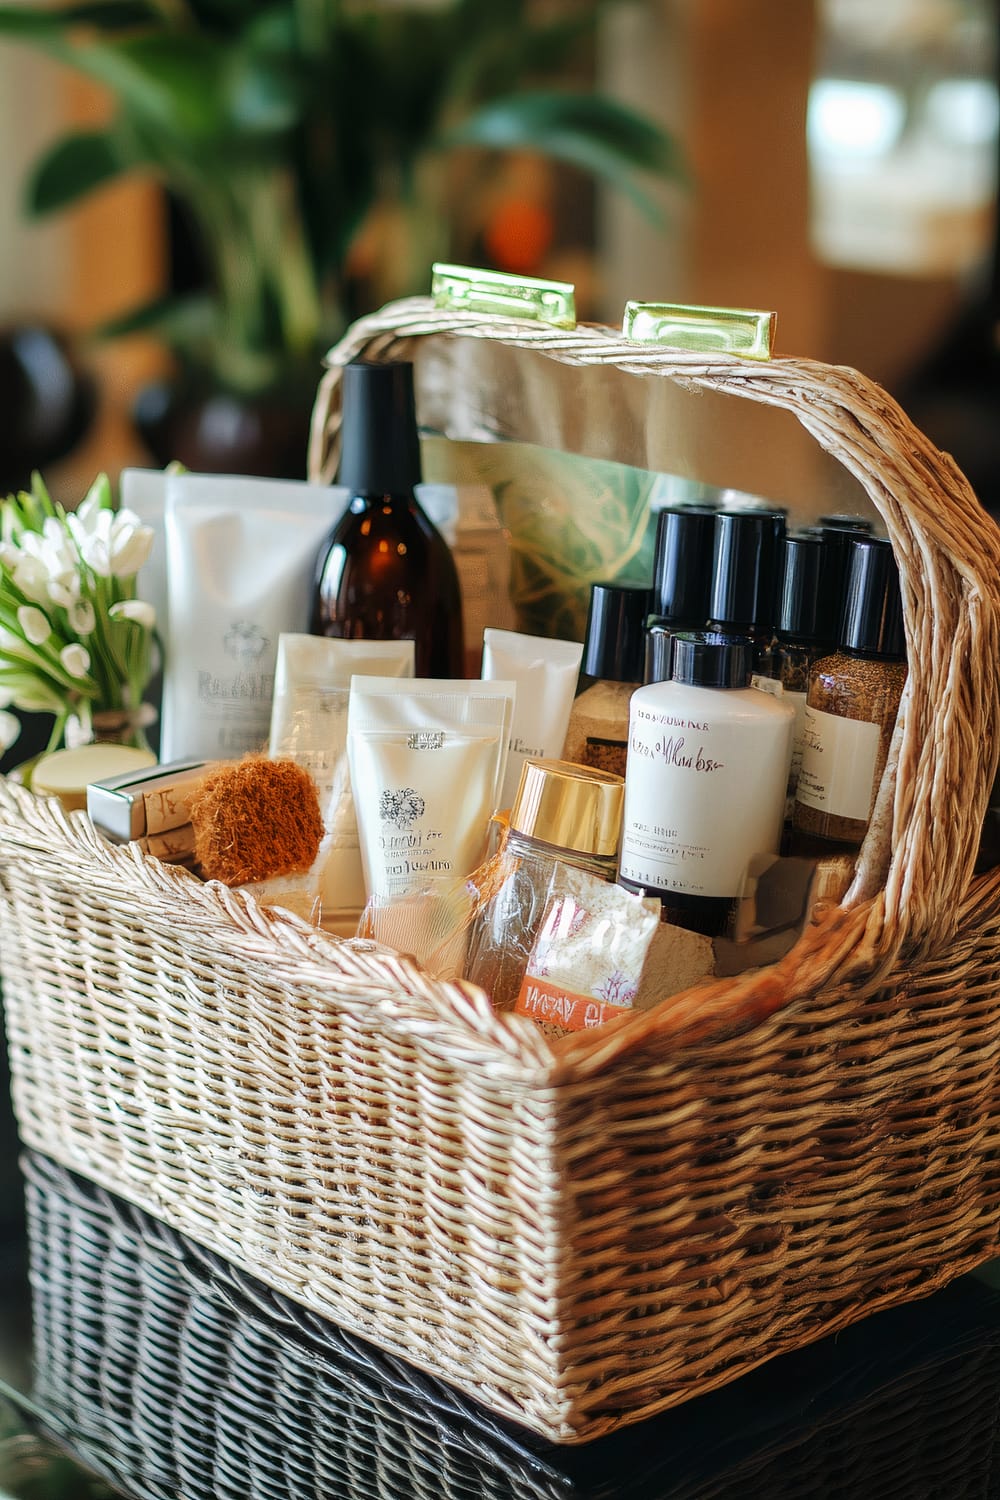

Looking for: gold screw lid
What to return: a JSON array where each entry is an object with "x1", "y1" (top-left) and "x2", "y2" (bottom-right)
[{"x1": 509, "y1": 758, "x2": 624, "y2": 858}]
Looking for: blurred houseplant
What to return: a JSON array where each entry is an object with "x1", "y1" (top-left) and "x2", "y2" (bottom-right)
[{"x1": 0, "y1": 0, "x2": 682, "y2": 474}]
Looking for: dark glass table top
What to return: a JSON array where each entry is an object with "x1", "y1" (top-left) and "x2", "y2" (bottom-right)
[{"x1": 3, "y1": 1136, "x2": 1000, "y2": 1500}]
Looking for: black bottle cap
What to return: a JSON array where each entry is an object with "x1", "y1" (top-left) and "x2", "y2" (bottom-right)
[
  {"x1": 671, "y1": 630, "x2": 752, "y2": 688},
  {"x1": 582, "y1": 582, "x2": 650, "y2": 682},
  {"x1": 652, "y1": 506, "x2": 716, "y2": 622},
  {"x1": 819, "y1": 513, "x2": 875, "y2": 535},
  {"x1": 708, "y1": 510, "x2": 786, "y2": 630},
  {"x1": 719, "y1": 489, "x2": 789, "y2": 517},
  {"x1": 644, "y1": 616, "x2": 674, "y2": 684},
  {"x1": 840, "y1": 537, "x2": 906, "y2": 658},
  {"x1": 337, "y1": 359, "x2": 422, "y2": 495},
  {"x1": 779, "y1": 534, "x2": 836, "y2": 643}
]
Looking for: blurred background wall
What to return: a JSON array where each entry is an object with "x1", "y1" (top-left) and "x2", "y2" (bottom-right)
[
  {"x1": 0, "y1": 0, "x2": 996, "y2": 504},
  {"x1": 0, "y1": 41, "x2": 165, "y2": 494}
]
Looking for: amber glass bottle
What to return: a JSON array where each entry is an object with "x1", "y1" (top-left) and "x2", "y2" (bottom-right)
[
  {"x1": 312, "y1": 359, "x2": 464, "y2": 677},
  {"x1": 793, "y1": 537, "x2": 906, "y2": 850}
]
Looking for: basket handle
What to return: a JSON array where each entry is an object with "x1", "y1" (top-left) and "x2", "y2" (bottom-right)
[{"x1": 310, "y1": 298, "x2": 1000, "y2": 985}]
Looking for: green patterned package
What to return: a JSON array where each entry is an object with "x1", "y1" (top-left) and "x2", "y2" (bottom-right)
[{"x1": 425, "y1": 437, "x2": 657, "y2": 642}]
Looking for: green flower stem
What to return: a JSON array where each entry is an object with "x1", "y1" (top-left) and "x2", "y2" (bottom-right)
[{"x1": 0, "y1": 616, "x2": 94, "y2": 695}]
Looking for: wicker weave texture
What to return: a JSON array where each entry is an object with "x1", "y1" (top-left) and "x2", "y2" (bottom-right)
[
  {"x1": 25, "y1": 1153, "x2": 553, "y2": 1500},
  {"x1": 23, "y1": 1151, "x2": 1000, "y2": 1499},
  {"x1": 4, "y1": 316, "x2": 1000, "y2": 1442}
]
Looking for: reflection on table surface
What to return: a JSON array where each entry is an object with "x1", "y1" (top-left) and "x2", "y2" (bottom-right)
[{"x1": 3, "y1": 1148, "x2": 1000, "y2": 1500}]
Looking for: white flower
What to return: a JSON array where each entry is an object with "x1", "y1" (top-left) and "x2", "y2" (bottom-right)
[
  {"x1": 60, "y1": 643, "x2": 91, "y2": 679},
  {"x1": 109, "y1": 598, "x2": 155, "y2": 631},
  {"x1": 0, "y1": 710, "x2": 20, "y2": 753},
  {"x1": 48, "y1": 578, "x2": 80, "y2": 610},
  {"x1": 0, "y1": 686, "x2": 14, "y2": 708},
  {"x1": 73, "y1": 480, "x2": 107, "y2": 531},
  {"x1": 13, "y1": 685, "x2": 63, "y2": 713},
  {"x1": 68, "y1": 508, "x2": 111, "y2": 575},
  {"x1": 17, "y1": 605, "x2": 51, "y2": 646},
  {"x1": 108, "y1": 510, "x2": 154, "y2": 578},
  {"x1": 69, "y1": 505, "x2": 153, "y2": 579},
  {"x1": 67, "y1": 598, "x2": 96, "y2": 635},
  {"x1": 10, "y1": 555, "x2": 51, "y2": 605},
  {"x1": 39, "y1": 517, "x2": 79, "y2": 577},
  {"x1": 64, "y1": 713, "x2": 89, "y2": 750},
  {"x1": 18, "y1": 523, "x2": 80, "y2": 591}
]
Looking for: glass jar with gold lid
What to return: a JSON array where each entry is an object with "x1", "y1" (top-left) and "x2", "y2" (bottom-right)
[{"x1": 464, "y1": 758, "x2": 624, "y2": 1014}]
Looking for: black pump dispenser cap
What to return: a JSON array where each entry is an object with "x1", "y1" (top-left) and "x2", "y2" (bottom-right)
[
  {"x1": 337, "y1": 359, "x2": 422, "y2": 495},
  {"x1": 840, "y1": 537, "x2": 906, "y2": 658},
  {"x1": 671, "y1": 630, "x2": 752, "y2": 689},
  {"x1": 644, "y1": 616, "x2": 674, "y2": 684},
  {"x1": 652, "y1": 506, "x2": 716, "y2": 622},
  {"x1": 709, "y1": 510, "x2": 785, "y2": 629},
  {"x1": 819, "y1": 513, "x2": 875, "y2": 535},
  {"x1": 582, "y1": 582, "x2": 650, "y2": 682},
  {"x1": 779, "y1": 534, "x2": 833, "y2": 642}
]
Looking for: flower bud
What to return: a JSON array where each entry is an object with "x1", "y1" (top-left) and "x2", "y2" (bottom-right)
[
  {"x1": 109, "y1": 599, "x2": 156, "y2": 631},
  {"x1": 17, "y1": 604, "x2": 51, "y2": 646},
  {"x1": 60, "y1": 643, "x2": 92, "y2": 679},
  {"x1": 0, "y1": 710, "x2": 20, "y2": 753},
  {"x1": 68, "y1": 599, "x2": 96, "y2": 636}
]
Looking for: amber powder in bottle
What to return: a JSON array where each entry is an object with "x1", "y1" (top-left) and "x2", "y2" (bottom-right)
[
  {"x1": 793, "y1": 536, "x2": 906, "y2": 849},
  {"x1": 774, "y1": 532, "x2": 839, "y2": 796},
  {"x1": 562, "y1": 582, "x2": 649, "y2": 778}
]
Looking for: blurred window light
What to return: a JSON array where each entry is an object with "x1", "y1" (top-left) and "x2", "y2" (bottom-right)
[
  {"x1": 809, "y1": 0, "x2": 998, "y2": 275},
  {"x1": 808, "y1": 79, "x2": 907, "y2": 159},
  {"x1": 923, "y1": 77, "x2": 999, "y2": 146}
]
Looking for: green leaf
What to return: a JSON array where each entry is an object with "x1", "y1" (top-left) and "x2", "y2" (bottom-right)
[
  {"x1": 92, "y1": 290, "x2": 219, "y2": 344},
  {"x1": 441, "y1": 90, "x2": 687, "y2": 216},
  {"x1": 27, "y1": 130, "x2": 128, "y2": 215},
  {"x1": 67, "y1": 34, "x2": 230, "y2": 142},
  {"x1": 0, "y1": 2, "x2": 157, "y2": 36},
  {"x1": 223, "y1": 48, "x2": 303, "y2": 136}
]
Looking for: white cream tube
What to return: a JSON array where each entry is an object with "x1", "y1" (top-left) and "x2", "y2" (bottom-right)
[
  {"x1": 160, "y1": 475, "x2": 336, "y2": 761},
  {"x1": 481, "y1": 628, "x2": 583, "y2": 809},
  {"x1": 268, "y1": 634, "x2": 414, "y2": 914},
  {"x1": 347, "y1": 677, "x2": 515, "y2": 901}
]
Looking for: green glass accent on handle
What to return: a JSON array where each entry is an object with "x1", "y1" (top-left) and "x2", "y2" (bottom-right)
[
  {"x1": 623, "y1": 300, "x2": 776, "y2": 360},
  {"x1": 431, "y1": 263, "x2": 576, "y2": 328}
]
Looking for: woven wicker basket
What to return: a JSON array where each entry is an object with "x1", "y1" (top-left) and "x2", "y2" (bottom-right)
[
  {"x1": 22, "y1": 1149, "x2": 1000, "y2": 1499},
  {"x1": 3, "y1": 299, "x2": 1000, "y2": 1444}
]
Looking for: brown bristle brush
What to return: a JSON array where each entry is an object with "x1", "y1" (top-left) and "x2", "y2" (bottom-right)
[{"x1": 189, "y1": 756, "x2": 324, "y2": 887}]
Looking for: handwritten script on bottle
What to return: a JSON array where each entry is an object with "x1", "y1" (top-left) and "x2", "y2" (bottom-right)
[
  {"x1": 620, "y1": 694, "x2": 791, "y2": 900},
  {"x1": 630, "y1": 715, "x2": 725, "y2": 774}
]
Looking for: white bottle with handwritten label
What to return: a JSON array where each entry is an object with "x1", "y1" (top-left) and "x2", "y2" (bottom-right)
[{"x1": 618, "y1": 631, "x2": 794, "y2": 936}]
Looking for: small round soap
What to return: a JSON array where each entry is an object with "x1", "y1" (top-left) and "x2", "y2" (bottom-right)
[{"x1": 32, "y1": 743, "x2": 157, "y2": 813}]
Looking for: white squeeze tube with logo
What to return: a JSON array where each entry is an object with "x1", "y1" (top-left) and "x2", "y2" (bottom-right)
[
  {"x1": 480, "y1": 627, "x2": 583, "y2": 810},
  {"x1": 267, "y1": 634, "x2": 414, "y2": 917},
  {"x1": 347, "y1": 677, "x2": 516, "y2": 902},
  {"x1": 160, "y1": 474, "x2": 336, "y2": 761}
]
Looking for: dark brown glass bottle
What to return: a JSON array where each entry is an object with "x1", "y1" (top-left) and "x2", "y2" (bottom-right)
[{"x1": 311, "y1": 359, "x2": 464, "y2": 677}]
